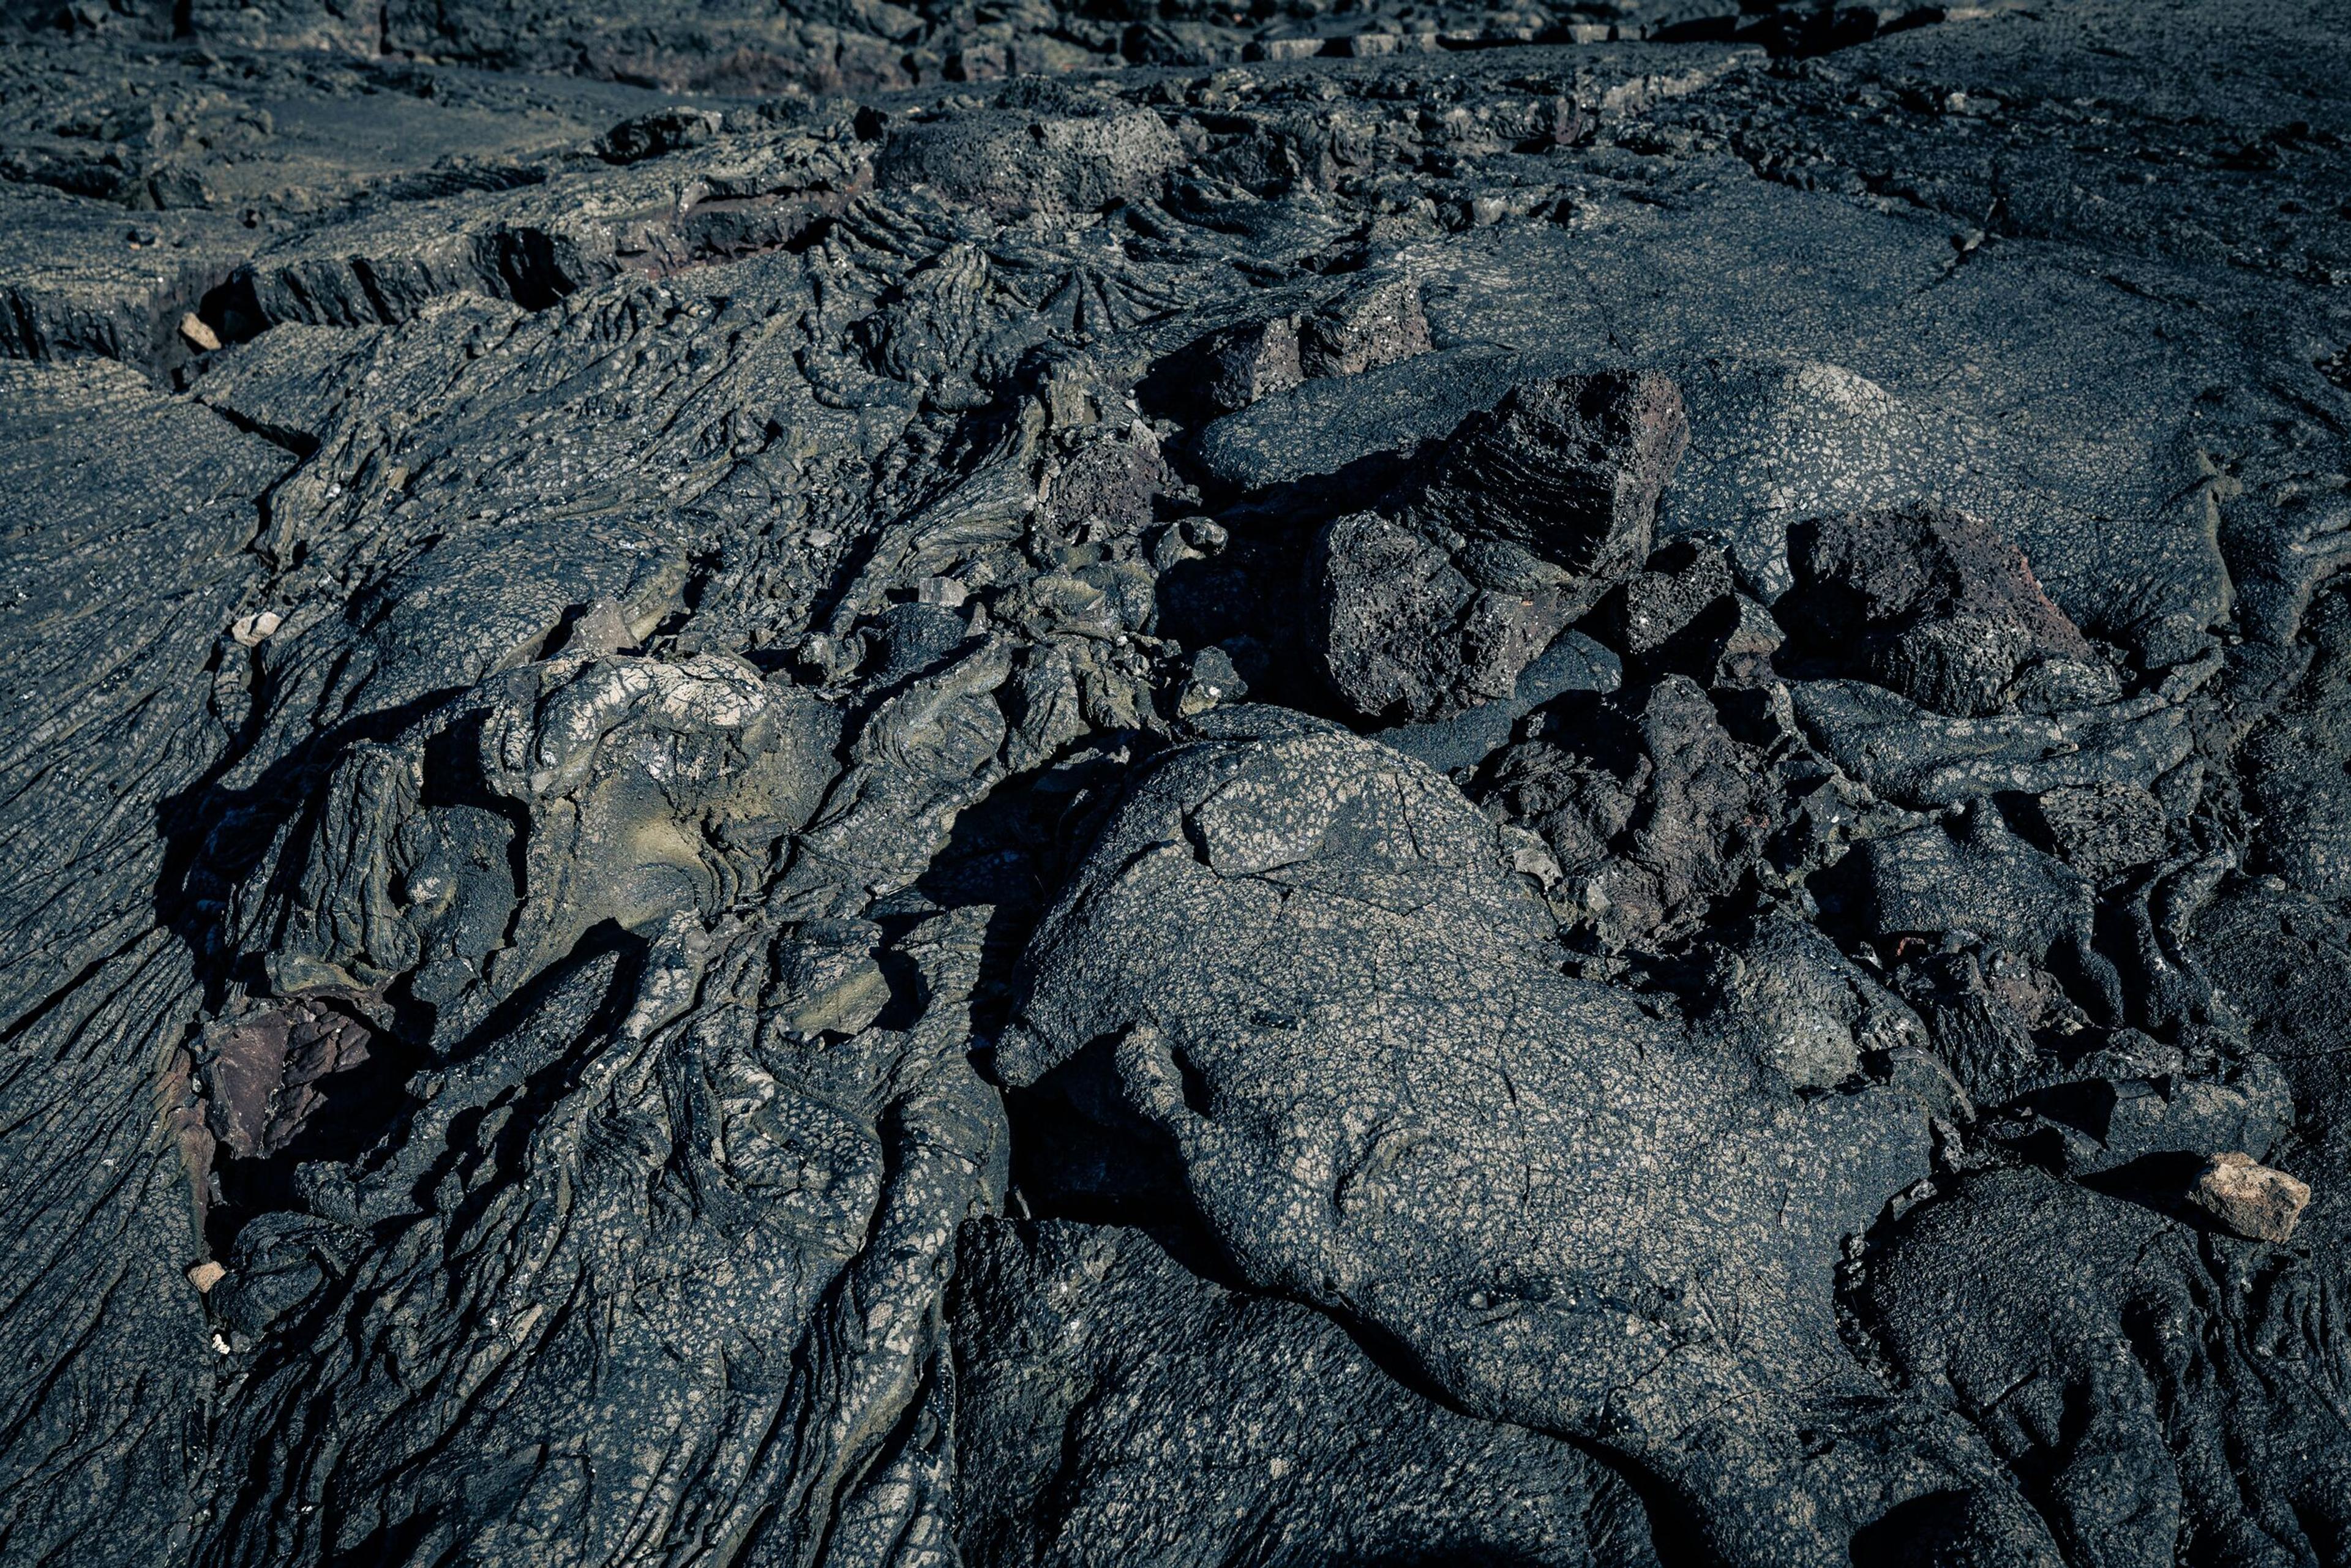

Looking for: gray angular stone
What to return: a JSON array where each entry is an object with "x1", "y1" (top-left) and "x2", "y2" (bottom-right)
[
  {"x1": 1308, "y1": 370, "x2": 1690, "y2": 723},
  {"x1": 1477, "y1": 675, "x2": 1777, "y2": 949},
  {"x1": 1310, "y1": 506, "x2": 1569, "y2": 722}
]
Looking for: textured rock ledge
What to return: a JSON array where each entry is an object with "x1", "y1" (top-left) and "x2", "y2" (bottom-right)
[{"x1": 1, "y1": 1, "x2": 2349, "y2": 1565}]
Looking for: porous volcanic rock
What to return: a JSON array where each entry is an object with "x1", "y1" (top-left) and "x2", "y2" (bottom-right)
[{"x1": 2, "y1": 1, "x2": 2349, "y2": 1565}]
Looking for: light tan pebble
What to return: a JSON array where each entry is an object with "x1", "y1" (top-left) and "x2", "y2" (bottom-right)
[
  {"x1": 231, "y1": 610, "x2": 282, "y2": 647},
  {"x1": 2186, "y1": 1152, "x2": 2311, "y2": 1244}
]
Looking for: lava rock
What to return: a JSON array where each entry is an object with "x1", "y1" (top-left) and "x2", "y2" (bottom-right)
[
  {"x1": 1477, "y1": 675, "x2": 1777, "y2": 949},
  {"x1": 2011, "y1": 781, "x2": 2168, "y2": 885},
  {"x1": 1836, "y1": 805, "x2": 2121, "y2": 1019},
  {"x1": 875, "y1": 107, "x2": 1187, "y2": 219},
  {"x1": 2241, "y1": 587, "x2": 2351, "y2": 898},
  {"x1": 1597, "y1": 534, "x2": 1784, "y2": 685},
  {"x1": 1686, "y1": 907, "x2": 1924, "y2": 1089},
  {"x1": 1310, "y1": 506, "x2": 1569, "y2": 722},
  {"x1": 953, "y1": 1218, "x2": 1664, "y2": 1568},
  {"x1": 1860, "y1": 1166, "x2": 2351, "y2": 1568},
  {"x1": 1196, "y1": 314, "x2": 1303, "y2": 413},
  {"x1": 1415, "y1": 369, "x2": 1689, "y2": 582},
  {"x1": 998, "y1": 713, "x2": 2040, "y2": 1567},
  {"x1": 1297, "y1": 275, "x2": 1432, "y2": 380},
  {"x1": 1310, "y1": 370, "x2": 1690, "y2": 722},
  {"x1": 1782, "y1": 505, "x2": 2120, "y2": 717},
  {"x1": 4, "y1": 10, "x2": 2351, "y2": 1567},
  {"x1": 1887, "y1": 940, "x2": 2075, "y2": 1109},
  {"x1": 1664, "y1": 359, "x2": 1979, "y2": 601}
]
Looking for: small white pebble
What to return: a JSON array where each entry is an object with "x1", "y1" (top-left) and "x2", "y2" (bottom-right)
[{"x1": 231, "y1": 610, "x2": 282, "y2": 647}]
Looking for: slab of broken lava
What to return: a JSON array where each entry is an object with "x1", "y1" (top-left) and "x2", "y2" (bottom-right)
[{"x1": 1, "y1": 0, "x2": 2349, "y2": 1564}]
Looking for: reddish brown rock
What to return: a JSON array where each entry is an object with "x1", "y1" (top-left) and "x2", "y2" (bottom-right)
[
  {"x1": 1783, "y1": 505, "x2": 2120, "y2": 716},
  {"x1": 201, "y1": 998, "x2": 374, "y2": 1162}
]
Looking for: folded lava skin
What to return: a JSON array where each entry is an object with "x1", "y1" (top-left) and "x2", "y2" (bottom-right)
[{"x1": 2, "y1": 0, "x2": 2348, "y2": 1564}]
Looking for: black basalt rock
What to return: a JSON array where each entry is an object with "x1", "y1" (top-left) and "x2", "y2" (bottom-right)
[
  {"x1": 2, "y1": 7, "x2": 2349, "y2": 1567},
  {"x1": 996, "y1": 714, "x2": 2049, "y2": 1566},
  {"x1": 1309, "y1": 370, "x2": 1691, "y2": 722}
]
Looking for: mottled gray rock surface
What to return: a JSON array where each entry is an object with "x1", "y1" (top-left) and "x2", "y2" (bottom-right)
[{"x1": 1, "y1": 1, "x2": 2349, "y2": 1564}]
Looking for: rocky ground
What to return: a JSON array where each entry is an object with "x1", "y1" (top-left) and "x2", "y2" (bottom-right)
[{"x1": 1, "y1": 0, "x2": 2348, "y2": 1564}]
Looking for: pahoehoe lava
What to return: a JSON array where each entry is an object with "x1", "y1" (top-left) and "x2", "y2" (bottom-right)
[{"x1": 1, "y1": 0, "x2": 2349, "y2": 1563}]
